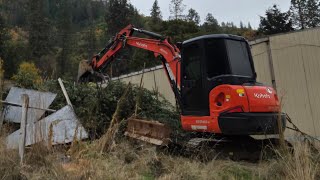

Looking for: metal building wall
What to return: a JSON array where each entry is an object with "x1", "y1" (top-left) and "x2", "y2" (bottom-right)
[
  {"x1": 250, "y1": 39, "x2": 273, "y2": 87},
  {"x1": 269, "y1": 28, "x2": 320, "y2": 138},
  {"x1": 112, "y1": 66, "x2": 176, "y2": 105}
]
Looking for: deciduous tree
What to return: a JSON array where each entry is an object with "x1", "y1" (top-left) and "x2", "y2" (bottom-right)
[
  {"x1": 306, "y1": 0, "x2": 320, "y2": 27},
  {"x1": 290, "y1": 0, "x2": 320, "y2": 29},
  {"x1": 169, "y1": 0, "x2": 185, "y2": 20}
]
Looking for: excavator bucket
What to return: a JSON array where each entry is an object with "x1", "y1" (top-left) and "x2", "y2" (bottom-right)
[
  {"x1": 77, "y1": 60, "x2": 93, "y2": 82},
  {"x1": 125, "y1": 119, "x2": 172, "y2": 146}
]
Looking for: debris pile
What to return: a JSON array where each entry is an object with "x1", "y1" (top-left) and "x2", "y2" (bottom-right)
[
  {"x1": 0, "y1": 80, "x2": 180, "y2": 150},
  {"x1": 2, "y1": 86, "x2": 88, "y2": 149}
]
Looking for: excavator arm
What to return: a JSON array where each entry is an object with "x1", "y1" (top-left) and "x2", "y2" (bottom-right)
[{"x1": 78, "y1": 24, "x2": 182, "y2": 104}]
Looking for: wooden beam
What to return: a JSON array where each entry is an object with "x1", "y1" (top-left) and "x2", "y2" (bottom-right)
[
  {"x1": 0, "y1": 100, "x2": 56, "y2": 112},
  {"x1": 0, "y1": 111, "x2": 4, "y2": 132},
  {"x1": 58, "y1": 78, "x2": 73, "y2": 108},
  {"x1": 19, "y1": 94, "x2": 28, "y2": 165}
]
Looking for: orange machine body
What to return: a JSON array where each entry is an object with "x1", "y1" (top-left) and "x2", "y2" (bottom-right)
[{"x1": 181, "y1": 85, "x2": 281, "y2": 134}]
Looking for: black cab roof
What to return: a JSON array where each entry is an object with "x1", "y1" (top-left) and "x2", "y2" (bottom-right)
[{"x1": 183, "y1": 34, "x2": 246, "y2": 45}]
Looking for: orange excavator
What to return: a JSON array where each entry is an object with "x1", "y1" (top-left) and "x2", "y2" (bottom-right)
[{"x1": 78, "y1": 24, "x2": 286, "y2": 146}]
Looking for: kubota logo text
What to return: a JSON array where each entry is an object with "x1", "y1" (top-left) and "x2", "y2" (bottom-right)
[
  {"x1": 136, "y1": 42, "x2": 147, "y2": 48},
  {"x1": 254, "y1": 93, "x2": 271, "y2": 99}
]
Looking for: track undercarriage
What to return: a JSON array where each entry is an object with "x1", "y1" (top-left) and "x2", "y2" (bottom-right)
[{"x1": 125, "y1": 118, "x2": 291, "y2": 161}]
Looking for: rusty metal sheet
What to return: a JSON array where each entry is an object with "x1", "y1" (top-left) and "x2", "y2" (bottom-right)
[
  {"x1": 125, "y1": 119, "x2": 171, "y2": 146},
  {"x1": 7, "y1": 105, "x2": 88, "y2": 149},
  {"x1": 4, "y1": 87, "x2": 56, "y2": 123}
]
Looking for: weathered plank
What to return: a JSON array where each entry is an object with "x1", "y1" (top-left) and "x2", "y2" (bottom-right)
[{"x1": 19, "y1": 94, "x2": 28, "y2": 164}]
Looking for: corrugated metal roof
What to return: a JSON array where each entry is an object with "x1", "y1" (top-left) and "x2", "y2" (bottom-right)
[{"x1": 4, "y1": 87, "x2": 56, "y2": 123}]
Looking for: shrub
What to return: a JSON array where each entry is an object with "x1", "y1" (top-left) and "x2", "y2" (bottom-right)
[
  {"x1": 11, "y1": 62, "x2": 42, "y2": 89},
  {"x1": 38, "y1": 80, "x2": 180, "y2": 139}
]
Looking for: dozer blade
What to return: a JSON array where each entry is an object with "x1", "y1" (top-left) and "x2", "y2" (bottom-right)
[
  {"x1": 125, "y1": 119, "x2": 172, "y2": 146},
  {"x1": 77, "y1": 60, "x2": 93, "y2": 82}
]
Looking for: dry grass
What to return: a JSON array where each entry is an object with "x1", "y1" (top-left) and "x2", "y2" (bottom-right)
[
  {"x1": 98, "y1": 83, "x2": 131, "y2": 153},
  {"x1": 0, "y1": 136, "x2": 22, "y2": 179},
  {"x1": 265, "y1": 141, "x2": 320, "y2": 180},
  {"x1": 1, "y1": 131, "x2": 320, "y2": 180}
]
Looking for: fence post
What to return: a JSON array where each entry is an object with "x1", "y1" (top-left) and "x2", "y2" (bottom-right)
[
  {"x1": 19, "y1": 94, "x2": 28, "y2": 165},
  {"x1": 266, "y1": 40, "x2": 277, "y2": 90},
  {"x1": 58, "y1": 78, "x2": 73, "y2": 109}
]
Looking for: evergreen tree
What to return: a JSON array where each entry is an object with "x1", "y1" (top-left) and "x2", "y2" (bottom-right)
[
  {"x1": 0, "y1": 14, "x2": 7, "y2": 59},
  {"x1": 205, "y1": 13, "x2": 219, "y2": 26},
  {"x1": 105, "y1": 0, "x2": 145, "y2": 76},
  {"x1": 86, "y1": 1, "x2": 97, "y2": 60},
  {"x1": 202, "y1": 13, "x2": 220, "y2": 33},
  {"x1": 0, "y1": 13, "x2": 12, "y2": 77},
  {"x1": 105, "y1": 0, "x2": 134, "y2": 36},
  {"x1": 2, "y1": 0, "x2": 28, "y2": 27},
  {"x1": 240, "y1": 21, "x2": 244, "y2": 29},
  {"x1": 248, "y1": 22, "x2": 252, "y2": 30},
  {"x1": 259, "y1": 5, "x2": 293, "y2": 35},
  {"x1": 187, "y1": 8, "x2": 200, "y2": 25},
  {"x1": 150, "y1": 0, "x2": 162, "y2": 31},
  {"x1": 169, "y1": 0, "x2": 185, "y2": 20},
  {"x1": 150, "y1": 0, "x2": 162, "y2": 24},
  {"x1": 56, "y1": 0, "x2": 73, "y2": 76},
  {"x1": 28, "y1": 0, "x2": 52, "y2": 62},
  {"x1": 160, "y1": 19, "x2": 199, "y2": 42}
]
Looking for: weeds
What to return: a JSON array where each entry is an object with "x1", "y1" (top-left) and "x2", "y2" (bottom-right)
[
  {"x1": 266, "y1": 141, "x2": 320, "y2": 180},
  {"x1": 1, "y1": 129, "x2": 320, "y2": 179}
]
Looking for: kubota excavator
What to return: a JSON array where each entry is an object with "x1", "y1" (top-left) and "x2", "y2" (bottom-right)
[{"x1": 78, "y1": 24, "x2": 286, "y2": 146}]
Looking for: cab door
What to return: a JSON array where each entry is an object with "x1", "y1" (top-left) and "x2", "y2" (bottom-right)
[{"x1": 181, "y1": 41, "x2": 209, "y2": 116}]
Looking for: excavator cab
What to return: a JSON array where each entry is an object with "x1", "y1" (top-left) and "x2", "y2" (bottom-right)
[{"x1": 181, "y1": 35, "x2": 255, "y2": 116}]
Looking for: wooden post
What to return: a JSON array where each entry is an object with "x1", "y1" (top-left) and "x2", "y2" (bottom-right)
[
  {"x1": 267, "y1": 40, "x2": 277, "y2": 90},
  {"x1": 58, "y1": 78, "x2": 73, "y2": 108},
  {"x1": 134, "y1": 63, "x2": 146, "y2": 117},
  {"x1": 0, "y1": 61, "x2": 3, "y2": 132},
  {"x1": 19, "y1": 94, "x2": 29, "y2": 165},
  {"x1": 0, "y1": 111, "x2": 4, "y2": 133}
]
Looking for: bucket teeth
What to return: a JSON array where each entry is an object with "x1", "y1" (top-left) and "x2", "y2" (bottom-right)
[{"x1": 125, "y1": 119, "x2": 171, "y2": 146}]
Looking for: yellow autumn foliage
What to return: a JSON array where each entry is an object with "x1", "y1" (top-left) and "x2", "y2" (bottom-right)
[{"x1": 12, "y1": 62, "x2": 42, "y2": 88}]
